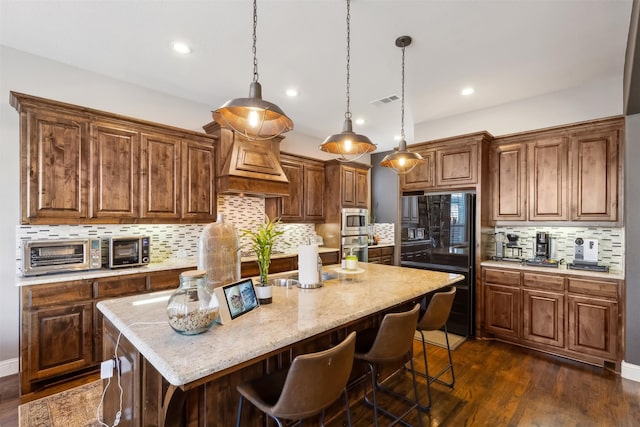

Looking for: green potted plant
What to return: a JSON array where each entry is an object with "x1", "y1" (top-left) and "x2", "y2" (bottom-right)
[{"x1": 240, "y1": 215, "x2": 286, "y2": 304}]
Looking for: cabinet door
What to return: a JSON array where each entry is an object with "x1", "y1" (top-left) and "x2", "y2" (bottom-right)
[
  {"x1": 304, "y1": 164, "x2": 325, "y2": 221},
  {"x1": 436, "y1": 143, "x2": 478, "y2": 188},
  {"x1": 567, "y1": 295, "x2": 618, "y2": 360},
  {"x1": 141, "y1": 132, "x2": 181, "y2": 220},
  {"x1": 280, "y1": 161, "x2": 304, "y2": 221},
  {"x1": 355, "y1": 168, "x2": 368, "y2": 208},
  {"x1": 570, "y1": 127, "x2": 620, "y2": 222},
  {"x1": 528, "y1": 137, "x2": 568, "y2": 221},
  {"x1": 182, "y1": 139, "x2": 216, "y2": 221},
  {"x1": 401, "y1": 197, "x2": 419, "y2": 223},
  {"x1": 341, "y1": 167, "x2": 356, "y2": 206},
  {"x1": 23, "y1": 111, "x2": 89, "y2": 223},
  {"x1": 522, "y1": 289, "x2": 564, "y2": 348},
  {"x1": 401, "y1": 149, "x2": 435, "y2": 191},
  {"x1": 91, "y1": 122, "x2": 140, "y2": 219},
  {"x1": 491, "y1": 143, "x2": 527, "y2": 221},
  {"x1": 25, "y1": 302, "x2": 93, "y2": 382},
  {"x1": 484, "y1": 284, "x2": 520, "y2": 339}
]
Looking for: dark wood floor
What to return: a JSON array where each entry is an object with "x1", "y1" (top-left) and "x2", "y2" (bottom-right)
[{"x1": 2, "y1": 338, "x2": 639, "y2": 427}]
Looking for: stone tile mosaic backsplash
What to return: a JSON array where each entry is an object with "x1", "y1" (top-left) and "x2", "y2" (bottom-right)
[
  {"x1": 15, "y1": 195, "x2": 322, "y2": 274},
  {"x1": 488, "y1": 225, "x2": 625, "y2": 273}
]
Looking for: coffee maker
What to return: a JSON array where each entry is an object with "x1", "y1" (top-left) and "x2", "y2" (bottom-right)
[{"x1": 535, "y1": 232, "x2": 550, "y2": 259}]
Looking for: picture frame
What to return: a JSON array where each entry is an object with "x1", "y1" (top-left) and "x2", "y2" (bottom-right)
[{"x1": 222, "y1": 278, "x2": 259, "y2": 319}]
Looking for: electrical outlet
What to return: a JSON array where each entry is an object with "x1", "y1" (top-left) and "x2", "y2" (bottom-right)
[{"x1": 101, "y1": 359, "x2": 114, "y2": 379}]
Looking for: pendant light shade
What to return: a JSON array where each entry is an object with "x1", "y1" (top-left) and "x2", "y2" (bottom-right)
[
  {"x1": 213, "y1": 0, "x2": 293, "y2": 140},
  {"x1": 319, "y1": 0, "x2": 376, "y2": 161},
  {"x1": 380, "y1": 36, "x2": 424, "y2": 175}
]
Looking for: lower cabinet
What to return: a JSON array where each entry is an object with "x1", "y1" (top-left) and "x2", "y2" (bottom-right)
[
  {"x1": 368, "y1": 246, "x2": 395, "y2": 265},
  {"x1": 481, "y1": 266, "x2": 622, "y2": 369}
]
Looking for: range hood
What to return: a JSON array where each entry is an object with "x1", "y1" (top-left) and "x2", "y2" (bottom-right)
[{"x1": 203, "y1": 122, "x2": 289, "y2": 197}]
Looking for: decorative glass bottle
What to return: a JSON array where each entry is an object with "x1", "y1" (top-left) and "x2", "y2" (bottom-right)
[
  {"x1": 198, "y1": 214, "x2": 240, "y2": 289},
  {"x1": 166, "y1": 270, "x2": 219, "y2": 335}
]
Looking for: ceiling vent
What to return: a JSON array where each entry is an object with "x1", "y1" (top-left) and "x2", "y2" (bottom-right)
[{"x1": 371, "y1": 94, "x2": 400, "y2": 106}]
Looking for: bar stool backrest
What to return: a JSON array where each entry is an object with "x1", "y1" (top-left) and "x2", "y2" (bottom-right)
[
  {"x1": 360, "y1": 304, "x2": 420, "y2": 364},
  {"x1": 271, "y1": 331, "x2": 356, "y2": 420},
  {"x1": 418, "y1": 287, "x2": 457, "y2": 331}
]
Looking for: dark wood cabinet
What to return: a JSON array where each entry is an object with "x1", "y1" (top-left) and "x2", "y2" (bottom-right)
[
  {"x1": 491, "y1": 117, "x2": 623, "y2": 224},
  {"x1": 569, "y1": 125, "x2": 621, "y2": 222},
  {"x1": 481, "y1": 266, "x2": 623, "y2": 369},
  {"x1": 11, "y1": 92, "x2": 217, "y2": 224},
  {"x1": 491, "y1": 142, "x2": 527, "y2": 221},
  {"x1": 368, "y1": 246, "x2": 395, "y2": 265},
  {"x1": 528, "y1": 136, "x2": 569, "y2": 221},
  {"x1": 324, "y1": 161, "x2": 369, "y2": 210},
  {"x1": 401, "y1": 149, "x2": 436, "y2": 191},
  {"x1": 436, "y1": 143, "x2": 478, "y2": 188},
  {"x1": 266, "y1": 153, "x2": 325, "y2": 223}
]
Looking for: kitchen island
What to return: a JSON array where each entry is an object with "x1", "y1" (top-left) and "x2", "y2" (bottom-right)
[{"x1": 97, "y1": 263, "x2": 463, "y2": 426}]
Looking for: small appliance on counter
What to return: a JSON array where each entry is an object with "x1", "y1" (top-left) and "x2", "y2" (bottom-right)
[
  {"x1": 492, "y1": 232, "x2": 524, "y2": 262},
  {"x1": 525, "y1": 231, "x2": 560, "y2": 268},
  {"x1": 102, "y1": 236, "x2": 150, "y2": 269},
  {"x1": 568, "y1": 238, "x2": 609, "y2": 272},
  {"x1": 21, "y1": 238, "x2": 102, "y2": 276}
]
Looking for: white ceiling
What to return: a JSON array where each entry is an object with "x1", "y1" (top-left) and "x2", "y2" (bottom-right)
[{"x1": 0, "y1": 0, "x2": 633, "y2": 151}]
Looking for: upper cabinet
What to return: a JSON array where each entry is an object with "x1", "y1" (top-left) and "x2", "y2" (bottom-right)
[
  {"x1": 491, "y1": 117, "x2": 623, "y2": 224},
  {"x1": 400, "y1": 132, "x2": 490, "y2": 193},
  {"x1": 325, "y1": 160, "x2": 369, "y2": 209},
  {"x1": 265, "y1": 153, "x2": 325, "y2": 223},
  {"x1": 11, "y1": 92, "x2": 217, "y2": 224}
]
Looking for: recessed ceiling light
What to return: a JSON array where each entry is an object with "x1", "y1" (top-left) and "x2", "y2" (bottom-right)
[
  {"x1": 461, "y1": 87, "x2": 475, "y2": 96},
  {"x1": 286, "y1": 88, "x2": 298, "y2": 97},
  {"x1": 172, "y1": 42, "x2": 192, "y2": 54},
  {"x1": 355, "y1": 118, "x2": 365, "y2": 125}
]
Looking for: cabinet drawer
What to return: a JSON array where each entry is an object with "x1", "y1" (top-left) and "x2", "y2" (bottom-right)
[
  {"x1": 319, "y1": 251, "x2": 339, "y2": 265},
  {"x1": 484, "y1": 268, "x2": 520, "y2": 286},
  {"x1": 93, "y1": 274, "x2": 147, "y2": 298},
  {"x1": 380, "y1": 246, "x2": 394, "y2": 256},
  {"x1": 148, "y1": 268, "x2": 192, "y2": 291},
  {"x1": 523, "y1": 273, "x2": 565, "y2": 291},
  {"x1": 568, "y1": 278, "x2": 618, "y2": 299},
  {"x1": 23, "y1": 280, "x2": 93, "y2": 309},
  {"x1": 368, "y1": 248, "x2": 381, "y2": 258}
]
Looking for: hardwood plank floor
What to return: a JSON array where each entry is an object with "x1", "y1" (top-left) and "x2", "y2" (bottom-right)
[{"x1": 1, "y1": 338, "x2": 639, "y2": 426}]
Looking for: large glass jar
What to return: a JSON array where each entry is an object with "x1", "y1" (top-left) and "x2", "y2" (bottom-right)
[
  {"x1": 198, "y1": 214, "x2": 240, "y2": 289},
  {"x1": 166, "y1": 270, "x2": 219, "y2": 335}
]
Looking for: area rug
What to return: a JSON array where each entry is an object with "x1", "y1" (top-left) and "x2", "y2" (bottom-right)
[
  {"x1": 414, "y1": 330, "x2": 466, "y2": 351},
  {"x1": 18, "y1": 380, "x2": 102, "y2": 427}
]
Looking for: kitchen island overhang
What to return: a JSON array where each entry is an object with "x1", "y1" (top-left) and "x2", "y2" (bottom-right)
[{"x1": 98, "y1": 263, "x2": 463, "y2": 426}]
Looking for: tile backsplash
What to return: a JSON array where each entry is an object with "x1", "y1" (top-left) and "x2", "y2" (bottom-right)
[
  {"x1": 15, "y1": 195, "x2": 321, "y2": 274},
  {"x1": 487, "y1": 225, "x2": 625, "y2": 273}
]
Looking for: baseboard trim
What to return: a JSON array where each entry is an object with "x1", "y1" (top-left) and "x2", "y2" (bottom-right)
[
  {"x1": 621, "y1": 360, "x2": 640, "y2": 382},
  {"x1": 0, "y1": 357, "x2": 18, "y2": 378}
]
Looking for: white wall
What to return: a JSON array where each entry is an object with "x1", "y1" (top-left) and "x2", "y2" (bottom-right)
[
  {"x1": 414, "y1": 75, "x2": 623, "y2": 141},
  {"x1": 0, "y1": 45, "x2": 625, "y2": 375}
]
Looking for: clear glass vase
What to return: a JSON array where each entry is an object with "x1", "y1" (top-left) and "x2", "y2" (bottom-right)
[
  {"x1": 198, "y1": 214, "x2": 240, "y2": 289},
  {"x1": 166, "y1": 270, "x2": 219, "y2": 335}
]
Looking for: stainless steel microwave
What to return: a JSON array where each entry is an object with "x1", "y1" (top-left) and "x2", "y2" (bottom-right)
[
  {"x1": 102, "y1": 236, "x2": 151, "y2": 269},
  {"x1": 341, "y1": 208, "x2": 368, "y2": 236},
  {"x1": 22, "y1": 238, "x2": 102, "y2": 276}
]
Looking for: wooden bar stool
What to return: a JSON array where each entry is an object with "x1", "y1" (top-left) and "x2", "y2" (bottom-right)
[
  {"x1": 352, "y1": 304, "x2": 422, "y2": 427},
  {"x1": 235, "y1": 331, "x2": 356, "y2": 427},
  {"x1": 413, "y1": 286, "x2": 457, "y2": 409}
]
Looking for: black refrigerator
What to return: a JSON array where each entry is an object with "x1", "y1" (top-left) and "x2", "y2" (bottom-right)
[{"x1": 400, "y1": 192, "x2": 475, "y2": 337}]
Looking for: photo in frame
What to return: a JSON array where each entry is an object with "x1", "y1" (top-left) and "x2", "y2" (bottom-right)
[{"x1": 222, "y1": 278, "x2": 259, "y2": 319}]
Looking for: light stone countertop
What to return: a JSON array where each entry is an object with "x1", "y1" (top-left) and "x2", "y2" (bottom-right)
[
  {"x1": 15, "y1": 247, "x2": 340, "y2": 286},
  {"x1": 480, "y1": 260, "x2": 625, "y2": 280},
  {"x1": 97, "y1": 263, "x2": 463, "y2": 387}
]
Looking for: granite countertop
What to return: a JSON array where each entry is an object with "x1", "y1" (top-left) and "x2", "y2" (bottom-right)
[
  {"x1": 16, "y1": 247, "x2": 341, "y2": 286},
  {"x1": 97, "y1": 263, "x2": 463, "y2": 387},
  {"x1": 480, "y1": 260, "x2": 625, "y2": 280}
]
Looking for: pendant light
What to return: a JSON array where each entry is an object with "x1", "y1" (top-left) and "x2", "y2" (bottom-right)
[
  {"x1": 319, "y1": 0, "x2": 376, "y2": 161},
  {"x1": 380, "y1": 36, "x2": 425, "y2": 174},
  {"x1": 213, "y1": 0, "x2": 293, "y2": 140}
]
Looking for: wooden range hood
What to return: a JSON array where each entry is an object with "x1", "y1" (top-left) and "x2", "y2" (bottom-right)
[{"x1": 203, "y1": 122, "x2": 289, "y2": 197}]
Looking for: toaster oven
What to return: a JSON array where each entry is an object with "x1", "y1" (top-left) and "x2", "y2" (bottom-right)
[
  {"x1": 22, "y1": 238, "x2": 102, "y2": 276},
  {"x1": 102, "y1": 236, "x2": 150, "y2": 269}
]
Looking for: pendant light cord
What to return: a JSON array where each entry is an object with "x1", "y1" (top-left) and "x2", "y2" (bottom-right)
[
  {"x1": 345, "y1": 0, "x2": 352, "y2": 120},
  {"x1": 252, "y1": 0, "x2": 259, "y2": 83},
  {"x1": 400, "y1": 41, "x2": 406, "y2": 141}
]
